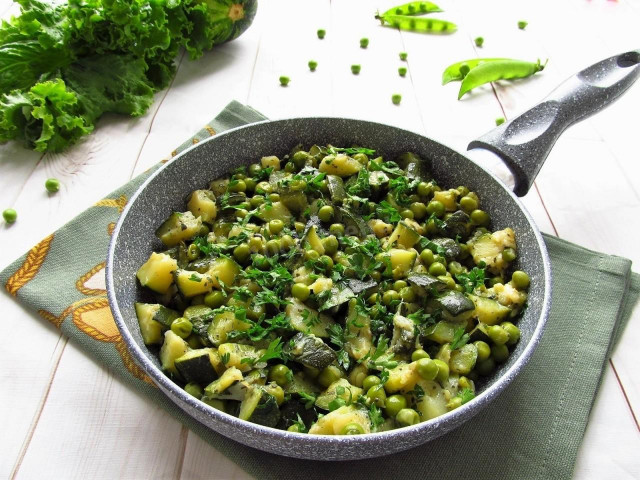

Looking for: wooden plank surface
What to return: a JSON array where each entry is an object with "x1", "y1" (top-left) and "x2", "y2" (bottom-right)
[{"x1": 1, "y1": 1, "x2": 639, "y2": 478}]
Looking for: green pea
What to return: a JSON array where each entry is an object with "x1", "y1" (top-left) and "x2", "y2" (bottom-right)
[
  {"x1": 474, "y1": 340, "x2": 491, "y2": 361},
  {"x1": 280, "y1": 234, "x2": 295, "y2": 251},
  {"x1": 184, "y1": 382, "x2": 203, "y2": 398},
  {"x1": 229, "y1": 179, "x2": 246, "y2": 193},
  {"x1": 411, "y1": 349, "x2": 430, "y2": 361},
  {"x1": 459, "y1": 63, "x2": 471, "y2": 78},
  {"x1": 204, "y1": 290, "x2": 225, "y2": 308},
  {"x1": 268, "y1": 193, "x2": 280, "y2": 202},
  {"x1": 416, "y1": 358, "x2": 439, "y2": 380},
  {"x1": 248, "y1": 163, "x2": 262, "y2": 177},
  {"x1": 268, "y1": 364, "x2": 292, "y2": 387},
  {"x1": 518, "y1": 20, "x2": 528, "y2": 30},
  {"x1": 341, "y1": 422, "x2": 365, "y2": 435},
  {"x1": 399, "y1": 52, "x2": 408, "y2": 61},
  {"x1": 432, "y1": 359, "x2": 449, "y2": 384},
  {"x1": 486, "y1": 325, "x2": 509, "y2": 345},
  {"x1": 279, "y1": 75, "x2": 290, "y2": 86},
  {"x1": 266, "y1": 239, "x2": 281, "y2": 256},
  {"x1": 253, "y1": 254, "x2": 270, "y2": 270},
  {"x1": 322, "y1": 235, "x2": 339, "y2": 255},
  {"x1": 491, "y1": 343, "x2": 510, "y2": 363},
  {"x1": 3, "y1": 208, "x2": 17, "y2": 224},
  {"x1": 291, "y1": 283, "x2": 310, "y2": 302},
  {"x1": 400, "y1": 209, "x2": 414, "y2": 219},
  {"x1": 385, "y1": 394, "x2": 407, "y2": 418},
  {"x1": 511, "y1": 270, "x2": 530, "y2": 289},
  {"x1": 391, "y1": 93, "x2": 402, "y2": 105},
  {"x1": 417, "y1": 181, "x2": 432, "y2": 197},
  {"x1": 318, "y1": 205, "x2": 335, "y2": 223},
  {"x1": 317, "y1": 365, "x2": 343, "y2": 388},
  {"x1": 305, "y1": 249, "x2": 320, "y2": 261},
  {"x1": 233, "y1": 243, "x2": 251, "y2": 263},
  {"x1": 360, "y1": 37, "x2": 369, "y2": 48},
  {"x1": 248, "y1": 236, "x2": 265, "y2": 253},
  {"x1": 399, "y1": 286, "x2": 416, "y2": 302},
  {"x1": 495, "y1": 117, "x2": 506, "y2": 126},
  {"x1": 201, "y1": 397, "x2": 226, "y2": 411},
  {"x1": 470, "y1": 209, "x2": 490, "y2": 226},
  {"x1": 268, "y1": 219, "x2": 284, "y2": 235},
  {"x1": 474, "y1": 36, "x2": 484, "y2": 47},
  {"x1": 350, "y1": 64, "x2": 361, "y2": 75},
  {"x1": 319, "y1": 255, "x2": 334, "y2": 272},
  {"x1": 284, "y1": 161, "x2": 296, "y2": 173},
  {"x1": 329, "y1": 223, "x2": 345, "y2": 236},
  {"x1": 250, "y1": 195, "x2": 265, "y2": 208},
  {"x1": 393, "y1": 280, "x2": 407, "y2": 291},
  {"x1": 398, "y1": 67, "x2": 407, "y2": 77},
  {"x1": 488, "y1": 276, "x2": 504, "y2": 287},
  {"x1": 428, "y1": 262, "x2": 447, "y2": 277},
  {"x1": 426, "y1": 200, "x2": 445, "y2": 217},
  {"x1": 459, "y1": 195, "x2": 478, "y2": 212},
  {"x1": 45, "y1": 178, "x2": 61, "y2": 193},
  {"x1": 476, "y1": 357, "x2": 495, "y2": 376},
  {"x1": 367, "y1": 293, "x2": 379, "y2": 305},
  {"x1": 409, "y1": 202, "x2": 427, "y2": 220},
  {"x1": 317, "y1": 28, "x2": 326, "y2": 39},
  {"x1": 447, "y1": 261, "x2": 465, "y2": 276},
  {"x1": 308, "y1": 60, "x2": 318, "y2": 71},
  {"x1": 420, "y1": 248, "x2": 434, "y2": 265},
  {"x1": 501, "y1": 321, "x2": 521, "y2": 345},
  {"x1": 255, "y1": 181, "x2": 272, "y2": 195},
  {"x1": 382, "y1": 289, "x2": 400, "y2": 305},
  {"x1": 367, "y1": 385, "x2": 387, "y2": 407},
  {"x1": 362, "y1": 375, "x2": 381, "y2": 392},
  {"x1": 292, "y1": 151, "x2": 310, "y2": 168},
  {"x1": 171, "y1": 317, "x2": 193, "y2": 339},
  {"x1": 294, "y1": 221, "x2": 305, "y2": 235},
  {"x1": 395, "y1": 408, "x2": 420, "y2": 427},
  {"x1": 371, "y1": 270, "x2": 382, "y2": 281},
  {"x1": 502, "y1": 247, "x2": 516, "y2": 262}
]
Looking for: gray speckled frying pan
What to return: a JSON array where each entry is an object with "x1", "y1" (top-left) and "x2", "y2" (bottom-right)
[{"x1": 106, "y1": 50, "x2": 639, "y2": 460}]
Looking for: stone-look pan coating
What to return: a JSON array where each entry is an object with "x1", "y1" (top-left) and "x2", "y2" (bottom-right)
[{"x1": 106, "y1": 118, "x2": 552, "y2": 460}]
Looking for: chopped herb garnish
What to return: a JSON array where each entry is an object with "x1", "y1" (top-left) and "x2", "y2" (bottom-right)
[
  {"x1": 188, "y1": 273, "x2": 201, "y2": 282},
  {"x1": 450, "y1": 327, "x2": 471, "y2": 350},
  {"x1": 299, "y1": 392, "x2": 317, "y2": 409},
  {"x1": 455, "y1": 266, "x2": 486, "y2": 293},
  {"x1": 458, "y1": 388, "x2": 475, "y2": 405},
  {"x1": 255, "y1": 337, "x2": 285, "y2": 364}
]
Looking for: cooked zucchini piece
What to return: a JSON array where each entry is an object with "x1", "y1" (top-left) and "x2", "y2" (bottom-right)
[
  {"x1": 469, "y1": 294, "x2": 511, "y2": 325},
  {"x1": 280, "y1": 191, "x2": 308, "y2": 214},
  {"x1": 429, "y1": 237, "x2": 462, "y2": 261},
  {"x1": 390, "y1": 314, "x2": 415, "y2": 354},
  {"x1": 286, "y1": 298, "x2": 336, "y2": 337},
  {"x1": 309, "y1": 405, "x2": 371, "y2": 435},
  {"x1": 207, "y1": 257, "x2": 241, "y2": 289},
  {"x1": 175, "y1": 348, "x2": 223, "y2": 385},
  {"x1": 384, "y1": 362, "x2": 421, "y2": 393},
  {"x1": 416, "y1": 380, "x2": 448, "y2": 421},
  {"x1": 218, "y1": 343, "x2": 262, "y2": 372},
  {"x1": 319, "y1": 154, "x2": 362, "y2": 177},
  {"x1": 449, "y1": 343, "x2": 478, "y2": 375},
  {"x1": 207, "y1": 311, "x2": 251, "y2": 346},
  {"x1": 326, "y1": 175, "x2": 346, "y2": 204},
  {"x1": 487, "y1": 282, "x2": 528, "y2": 316},
  {"x1": 135, "y1": 302, "x2": 179, "y2": 345},
  {"x1": 136, "y1": 252, "x2": 178, "y2": 294},
  {"x1": 209, "y1": 178, "x2": 229, "y2": 196},
  {"x1": 344, "y1": 299, "x2": 373, "y2": 361},
  {"x1": 204, "y1": 367, "x2": 244, "y2": 397},
  {"x1": 337, "y1": 206, "x2": 373, "y2": 237},
  {"x1": 183, "y1": 305, "x2": 213, "y2": 320},
  {"x1": 315, "y1": 379, "x2": 363, "y2": 410},
  {"x1": 256, "y1": 201, "x2": 293, "y2": 223},
  {"x1": 441, "y1": 210, "x2": 471, "y2": 239},
  {"x1": 422, "y1": 321, "x2": 458, "y2": 344},
  {"x1": 156, "y1": 211, "x2": 202, "y2": 247},
  {"x1": 385, "y1": 221, "x2": 420, "y2": 249},
  {"x1": 468, "y1": 228, "x2": 516, "y2": 274},
  {"x1": 159, "y1": 330, "x2": 190, "y2": 374},
  {"x1": 399, "y1": 152, "x2": 430, "y2": 182},
  {"x1": 277, "y1": 398, "x2": 318, "y2": 430},
  {"x1": 206, "y1": 379, "x2": 251, "y2": 401},
  {"x1": 407, "y1": 273, "x2": 447, "y2": 294},
  {"x1": 284, "y1": 372, "x2": 322, "y2": 395},
  {"x1": 175, "y1": 269, "x2": 214, "y2": 297},
  {"x1": 285, "y1": 332, "x2": 337, "y2": 370},
  {"x1": 238, "y1": 385, "x2": 281, "y2": 427},
  {"x1": 319, "y1": 285, "x2": 355, "y2": 311},
  {"x1": 187, "y1": 190, "x2": 218, "y2": 223},
  {"x1": 431, "y1": 290, "x2": 475, "y2": 321}
]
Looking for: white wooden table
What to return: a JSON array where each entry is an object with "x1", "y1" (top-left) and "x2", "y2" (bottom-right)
[{"x1": 1, "y1": 1, "x2": 639, "y2": 478}]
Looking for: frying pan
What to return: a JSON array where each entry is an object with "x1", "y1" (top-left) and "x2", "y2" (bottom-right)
[{"x1": 106, "y1": 50, "x2": 640, "y2": 460}]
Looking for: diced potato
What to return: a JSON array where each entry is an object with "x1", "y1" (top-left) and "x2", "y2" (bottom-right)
[
  {"x1": 135, "y1": 303, "x2": 165, "y2": 345},
  {"x1": 136, "y1": 252, "x2": 178, "y2": 294},
  {"x1": 384, "y1": 362, "x2": 421, "y2": 393},
  {"x1": 468, "y1": 228, "x2": 516, "y2": 274},
  {"x1": 293, "y1": 266, "x2": 314, "y2": 285},
  {"x1": 155, "y1": 211, "x2": 202, "y2": 247},
  {"x1": 315, "y1": 378, "x2": 363, "y2": 410},
  {"x1": 187, "y1": 190, "x2": 218, "y2": 223},
  {"x1": 389, "y1": 248, "x2": 418, "y2": 279},
  {"x1": 384, "y1": 221, "x2": 420, "y2": 249},
  {"x1": 488, "y1": 281, "x2": 528, "y2": 316},
  {"x1": 159, "y1": 330, "x2": 190, "y2": 374},
  {"x1": 318, "y1": 154, "x2": 362, "y2": 177},
  {"x1": 256, "y1": 201, "x2": 293, "y2": 223},
  {"x1": 369, "y1": 219, "x2": 393, "y2": 239},
  {"x1": 433, "y1": 189, "x2": 458, "y2": 211},
  {"x1": 261, "y1": 155, "x2": 281, "y2": 170},
  {"x1": 310, "y1": 277, "x2": 332, "y2": 294},
  {"x1": 308, "y1": 405, "x2": 371, "y2": 435},
  {"x1": 204, "y1": 367, "x2": 244, "y2": 396},
  {"x1": 416, "y1": 380, "x2": 448, "y2": 421},
  {"x1": 207, "y1": 257, "x2": 240, "y2": 288},
  {"x1": 306, "y1": 225, "x2": 325, "y2": 255},
  {"x1": 175, "y1": 269, "x2": 214, "y2": 297},
  {"x1": 345, "y1": 299, "x2": 373, "y2": 360}
]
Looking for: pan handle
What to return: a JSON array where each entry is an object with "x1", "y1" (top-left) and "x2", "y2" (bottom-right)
[{"x1": 467, "y1": 49, "x2": 640, "y2": 196}]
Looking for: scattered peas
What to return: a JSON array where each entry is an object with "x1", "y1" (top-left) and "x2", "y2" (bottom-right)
[
  {"x1": 341, "y1": 422, "x2": 365, "y2": 435},
  {"x1": 512, "y1": 270, "x2": 530, "y2": 289},
  {"x1": 474, "y1": 36, "x2": 484, "y2": 47},
  {"x1": 279, "y1": 76, "x2": 290, "y2": 86},
  {"x1": 391, "y1": 93, "x2": 402, "y2": 105},
  {"x1": 384, "y1": 395, "x2": 407, "y2": 418},
  {"x1": 308, "y1": 60, "x2": 318, "y2": 71},
  {"x1": 269, "y1": 364, "x2": 292, "y2": 386},
  {"x1": 416, "y1": 358, "x2": 439, "y2": 380},
  {"x1": 318, "y1": 205, "x2": 335, "y2": 223},
  {"x1": 395, "y1": 408, "x2": 420, "y2": 427},
  {"x1": 45, "y1": 178, "x2": 60, "y2": 193},
  {"x1": 411, "y1": 349, "x2": 430, "y2": 361},
  {"x1": 360, "y1": 37, "x2": 369, "y2": 48},
  {"x1": 317, "y1": 28, "x2": 326, "y2": 39},
  {"x1": 351, "y1": 64, "x2": 361, "y2": 75},
  {"x1": 398, "y1": 66, "x2": 407, "y2": 77},
  {"x1": 399, "y1": 52, "x2": 408, "y2": 61},
  {"x1": 171, "y1": 317, "x2": 193, "y2": 339},
  {"x1": 362, "y1": 375, "x2": 381, "y2": 392},
  {"x1": 518, "y1": 20, "x2": 528, "y2": 30},
  {"x1": 2, "y1": 208, "x2": 17, "y2": 224},
  {"x1": 495, "y1": 117, "x2": 505, "y2": 126},
  {"x1": 292, "y1": 283, "x2": 311, "y2": 301}
]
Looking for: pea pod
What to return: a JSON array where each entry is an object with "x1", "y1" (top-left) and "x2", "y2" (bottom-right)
[
  {"x1": 377, "y1": 14, "x2": 457, "y2": 34},
  {"x1": 442, "y1": 58, "x2": 511, "y2": 85},
  {"x1": 381, "y1": 1, "x2": 442, "y2": 17},
  {"x1": 458, "y1": 58, "x2": 546, "y2": 99}
]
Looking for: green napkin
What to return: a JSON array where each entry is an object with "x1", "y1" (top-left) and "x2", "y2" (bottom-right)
[{"x1": 2, "y1": 102, "x2": 637, "y2": 480}]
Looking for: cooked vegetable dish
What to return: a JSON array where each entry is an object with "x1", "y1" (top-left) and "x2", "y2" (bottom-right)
[{"x1": 135, "y1": 145, "x2": 530, "y2": 434}]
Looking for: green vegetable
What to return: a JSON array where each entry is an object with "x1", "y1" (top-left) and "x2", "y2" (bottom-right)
[
  {"x1": 45, "y1": 178, "x2": 61, "y2": 193},
  {"x1": 279, "y1": 76, "x2": 290, "y2": 86},
  {"x1": 360, "y1": 38, "x2": 369, "y2": 48},
  {"x1": 0, "y1": 0, "x2": 257, "y2": 153},
  {"x1": 495, "y1": 117, "x2": 505, "y2": 126},
  {"x1": 317, "y1": 28, "x2": 326, "y2": 39},
  {"x1": 380, "y1": 2, "x2": 443, "y2": 16},
  {"x1": 456, "y1": 58, "x2": 546, "y2": 99},
  {"x1": 398, "y1": 67, "x2": 408, "y2": 77},
  {"x1": 175, "y1": 348, "x2": 222, "y2": 385},
  {"x1": 399, "y1": 52, "x2": 408, "y2": 61},
  {"x1": 3, "y1": 208, "x2": 17, "y2": 224},
  {"x1": 392, "y1": 94, "x2": 402, "y2": 105},
  {"x1": 351, "y1": 64, "x2": 362, "y2": 75},
  {"x1": 475, "y1": 36, "x2": 484, "y2": 47},
  {"x1": 377, "y1": 14, "x2": 457, "y2": 34},
  {"x1": 308, "y1": 60, "x2": 318, "y2": 71},
  {"x1": 395, "y1": 408, "x2": 420, "y2": 426},
  {"x1": 512, "y1": 270, "x2": 530, "y2": 289},
  {"x1": 518, "y1": 20, "x2": 528, "y2": 30}
]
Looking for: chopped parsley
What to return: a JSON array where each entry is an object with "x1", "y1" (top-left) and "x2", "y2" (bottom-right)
[
  {"x1": 455, "y1": 266, "x2": 486, "y2": 293},
  {"x1": 369, "y1": 403, "x2": 385, "y2": 431},
  {"x1": 299, "y1": 392, "x2": 317, "y2": 409},
  {"x1": 450, "y1": 327, "x2": 471, "y2": 350},
  {"x1": 255, "y1": 337, "x2": 286, "y2": 364},
  {"x1": 188, "y1": 273, "x2": 201, "y2": 282},
  {"x1": 458, "y1": 388, "x2": 475, "y2": 405},
  {"x1": 374, "y1": 200, "x2": 402, "y2": 223}
]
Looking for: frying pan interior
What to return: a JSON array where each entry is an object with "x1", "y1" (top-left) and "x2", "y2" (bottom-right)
[{"x1": 107, "y1": 118, "x2": 551, "y2": 459}]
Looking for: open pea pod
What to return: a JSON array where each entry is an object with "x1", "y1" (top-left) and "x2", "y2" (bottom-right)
[
  {"x1": 441, "y1": 58, "x2": 511, "y2": 85},
  {"x1": 377, "y1": 14, "x2": 457, "y2": 34},
  {"x1": 380, "y1": 1, "x2": 443, "y2": 17},
  {"x1": 458, "y1": 58, "x2": 546, "y2": 99}
]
